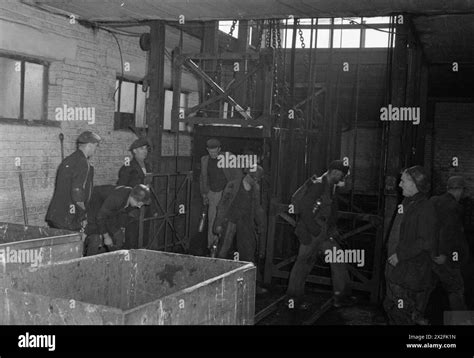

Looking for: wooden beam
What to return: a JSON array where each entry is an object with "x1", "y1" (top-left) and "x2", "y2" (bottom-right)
[
  {"x1": 182, "y1": 116, "x2": 268, "y2": 127},
  {"x1": 147, "y1": 21, "x2": 166, "y2": 172},
  {"x1": 171, "y1": 46, "x2": 182, "y2": 133},
  {"x1": 181, "y1": 52, "x2": 260, "y2": 61}
]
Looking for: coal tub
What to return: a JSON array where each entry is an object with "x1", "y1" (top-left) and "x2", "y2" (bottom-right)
[
  {"x1": 0, "y1": 222, "x2": 83, "y2": 273},
  {"x1": 0, "y1": 249, "x2": 256, "y2": 325}
]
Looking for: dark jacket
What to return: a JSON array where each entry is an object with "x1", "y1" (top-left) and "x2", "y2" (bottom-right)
[
  {"x1": 46, "y1": 150, "x2": 93, "y2": 231},
  {"x1": 430, "y1": 193, "x2": 469, "y2": 266},
  {"x1": 387, "y1": 192, "x2": 437, "y2": 290},
  {"x1": 294, "y1": 174, "x2": 338, "y2": 244},
  {"x1": 214, "y1": 178, "x2": 266, "y2": 234},
  {"x1": 88, "y1": 186, "x2": 133, "y2": 236},
  {"x1": 199, "y1": 153, "x2": 243, "y2": 195},
  {"x1": 117, "y1": 158, "x2": 151, "y2": 187}
]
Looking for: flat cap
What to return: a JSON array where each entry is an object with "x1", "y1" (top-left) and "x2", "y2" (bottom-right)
[
  {"x1": 206, "y1": 138, "x2": 221, "y2": 149},
  {"x1": 328, "y1": 160, "x2": 350, "y2": 175},
  {"x1": 129, "y1": 137, "x2": 150, "y2": 151},
  {"x1": 447, "y1": 176, "x2": 465, "y2": 189},
  {"x1": 77, "y1": 131, "x2": 101, "y2": 144}
]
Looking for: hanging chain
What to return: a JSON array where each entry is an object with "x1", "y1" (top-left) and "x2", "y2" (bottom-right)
[
  {"x1": 256, "y1": 20, "x2": 265, "y2": 51},
  {"x1": 265, "y1": 20, "x2": 271, "y2": 48},
  {"x1": 276, "y1": 20, "x2": 290, "y2": 108},
  {"x1": 226, "y1": 20, "x2": 238, "y2": 50}
]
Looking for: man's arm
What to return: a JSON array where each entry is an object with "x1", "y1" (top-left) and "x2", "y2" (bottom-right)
[
  {"x1": 199, "y1": 156, "x2": 210, "y2": 199},
  {"x1": 71, "y1": 159, "x2": 89, "y2": 220},
  {"x1": 96, "y1": 193, "x2": 124, "y2": 235}
]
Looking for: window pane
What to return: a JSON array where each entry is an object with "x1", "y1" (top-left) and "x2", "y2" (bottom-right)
[
  {"x1": 0, "y1": 57, "x2": 21, "y2": 118},
  {"x1": 135, "y1": 84, "x2": 146, "y2": 127},
  {"x1": 333, "y1": 29, "x2": 360, "y2": 48},
  {"x1": 219, "y1": 21, "x2": 239, "y2": 38},
  {"x1": 363, "y1": 16, "x2": 391, "y2": 24},
  {"x1": 364, "y1": 29, "x2": 390, "y2": 48},
  {"x1": 284, "y1": 29, "x2": 314, "y2": 48},
  {"x1": 119, "y1": 80, "x2": 135, "y2": 113},
  {"x1": 315, "y1": 29, "x2": 330, "y2": 48},
  {"x1": 316, "y1": 18, "x2": 331, "y2": 25},
  {"x1": 163, "y1": 90, "x2": 172, "y2": 130},
  {"x1": 342, "y1": 17, "x2": 361, "y2": 25},
  {"x1": 24, "y1": 62, "x2": 44, "y2": 120}
]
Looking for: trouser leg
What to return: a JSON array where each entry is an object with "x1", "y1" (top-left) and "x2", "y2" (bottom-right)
[
  {"x1": 286, "y1": 233, "x2": 323, "y2": 300},
  {"x1": 320, "y1": 237, "x2": 351, "y2": 296},
  {"x1": 207, "y1": 190, "x2": 223, "y2": 248},
  {"x1": 217, "y1": 221, "x2": 236, "y2": 259},
  {"x1": 235, "y1": 220, "x2": 257, "y2": 264},
  {"x1": 435, "y1": 264, "x2": 467, "y2": 311}
]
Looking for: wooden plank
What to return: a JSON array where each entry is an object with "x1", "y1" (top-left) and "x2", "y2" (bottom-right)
[
  {"x1": 170, "y1": 46, "x2": 182, "y2": 133},
  {"x1": 182, "y1": 52, "x2": 260, "y2": 61},
  {"x1": 147, "y1": 21, "x2": 166, "y2": 172},
  {"x1": 182, "y1": 116, "x2": 267, "y2": 126},
  {"x1": 302, "y1": 297, "x2": 334, "y2": 325},
  {"x1": 254, "y1": 295, "x2": 286, "y2": 323}
]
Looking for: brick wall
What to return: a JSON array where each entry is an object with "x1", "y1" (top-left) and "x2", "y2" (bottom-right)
[
  {"x1": 429, "y1": 102, "x2": 474, "y2": 195},
  {"x1": 0, "y1": 1, "x2": 198, "y2": 225}
]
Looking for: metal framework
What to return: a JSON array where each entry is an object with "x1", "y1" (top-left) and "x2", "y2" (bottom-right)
[{"x1": 138, "y1": 172, "x2": 193, "y2": 252}]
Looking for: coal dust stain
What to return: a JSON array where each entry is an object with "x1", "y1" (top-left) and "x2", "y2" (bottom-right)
[{"x1": 157, "y1": 264, "x2": 183, "y2": 287}]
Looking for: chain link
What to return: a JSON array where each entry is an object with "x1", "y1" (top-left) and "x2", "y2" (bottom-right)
[{"x1": 226, "y1": 20, "x2": 238, "y2": 50}]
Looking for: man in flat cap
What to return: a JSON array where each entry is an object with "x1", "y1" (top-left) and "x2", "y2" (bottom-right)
[
  {"x1": 286, "y1": 160, "x2": 354, "y2": 309},
  {"x1": 420, "y1": 176, "x2": 469, "y2": 320},
  {"x1": 199, "y1": 138, "x2": 242, "y2": 253},
  {"x1": 46, "y1": 131, "x2": 101, "y2": 232},
  {"x1": 118, "y1": 137, "x2": 151, "y2": 187},
  {"x1": 117, "y1": 137, "x2": 152, "y2": 249},
  {"x1": 84, "y1": 184, "x2": 152, "y2": 255},
  {"x1": 384, "y1": 165, "x2": 437, "y2": 325}
]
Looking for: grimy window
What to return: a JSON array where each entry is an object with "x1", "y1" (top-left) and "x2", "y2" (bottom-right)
[
  {"x1": 114, "y1": 77, "x2": 146, "y2": 129},
  {"x1": 0, "y1": 54, "x2": 48, "y2": 122}
]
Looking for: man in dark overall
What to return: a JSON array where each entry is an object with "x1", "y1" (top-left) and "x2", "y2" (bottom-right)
[
  {"x1": 286, "y1": 160, "x2": 354, "y2": 309},
  {"x1": 383, "y1": 166, "x2": 437, "y2": 325},
  {"x1": 213, "y1": 166, "x2": 267, "y2": 293},
  {"x1": 117, "y1": 137, "x2": 152, "y2": 249},
  {"x1": 423, "y1": 176, "x2": 469, "y2": 321},
  {"x1": 46, "y1": 131, "x2": 101, "y2": 232},
  {"x1": 200, "y1": 138, "x2": 242, "y2": 253},
  {"x1": 84, "y1": 184, "x2": 151, "y2": 256}
]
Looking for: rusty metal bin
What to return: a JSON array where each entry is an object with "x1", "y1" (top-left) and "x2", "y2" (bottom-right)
[
  {"x1": 0, "y1": 222, "x2": 83, "y2": 273},
  {"x1": 0, "y1": 249, "x2": 256, "y2": 325}
]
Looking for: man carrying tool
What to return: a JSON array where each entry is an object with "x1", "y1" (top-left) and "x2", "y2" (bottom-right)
[
  {"x1": 117, "y1": 137, "x2": 153, "y2": 249},
  {"x1": 286, "y1": 160, "x2": 355, "y2": 310},
  {"x1": 84, "y1": 184, "x2": 151, "y2": 255},
  {"x1": 46, "y1": 131, "x2": 100, "y2": 232},
  {"x1": 213, "y1": 165, "x2": 267, "y2": 293},
  {"x1": 199, "y1": 138, "x2": 242, "y2": 254}
]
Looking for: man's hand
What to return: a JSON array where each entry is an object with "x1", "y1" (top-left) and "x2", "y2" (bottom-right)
[
  {"x1": 76, "y1": 202, "x2": 86, "y2": 211},
  {"x1": 202, "y1": 194, "x2": 209, "y2": 206},
  {"x1": 81, "y1": 219, "x2": 87, "y2": 229},
  {"x1": 103, "y1": 233, "x2": 113, "y2": 247},
  {"x1": 433, "y1": 255, "x2": 447, "y2": 265},
  {"x1": 388, "y1": 253, "x2": 399, "y2": 266}
]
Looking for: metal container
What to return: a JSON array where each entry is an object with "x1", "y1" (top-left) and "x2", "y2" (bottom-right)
[
  {"x1": 0, "y1": 249, "x2": 256, "y2": 325},
  {"x1": 0, "y1": 222, "x2": 83, "y2": 274}
]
